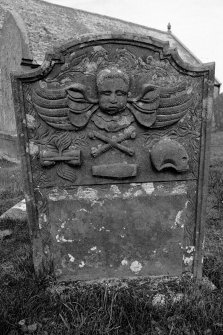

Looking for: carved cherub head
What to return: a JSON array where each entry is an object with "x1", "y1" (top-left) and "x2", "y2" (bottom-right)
[{"x1": 96, "y1": 67, "x2": 130, "y2": 115}]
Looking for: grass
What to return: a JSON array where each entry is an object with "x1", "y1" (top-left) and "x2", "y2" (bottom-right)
[
  {"x1": 202, "y1": 131, "x2": 223, "y2": 289},
  {"x1": 1, "y1": 271, "x2": 223, "y2": 334},
  {"x1": 0, "y1": 132, "x2": 223, "y2": 335}
]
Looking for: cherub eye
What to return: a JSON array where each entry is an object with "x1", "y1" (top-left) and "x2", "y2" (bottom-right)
[
  {"x1": 116, "y1": 91, "x2": 127, "y2": 96},
  {"x1": 101, "y1": 91, "x2": 111, "y2": 96}
]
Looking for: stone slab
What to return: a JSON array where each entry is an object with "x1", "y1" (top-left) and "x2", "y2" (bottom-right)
[
  {"x1": 11, "y1": 33, "x2": 214, "y2": 280},
  {"x1": 45, "y1": 181, "x2": 193, "y2": 280},
  {"x1": 0, "y1": 131, "x2": 20, "y2": 161}
]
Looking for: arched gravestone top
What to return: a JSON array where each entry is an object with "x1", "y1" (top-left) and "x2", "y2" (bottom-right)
[
  {"x1": 1, "y1": 10, "x2": 33, "y2": 61},
  {"x1": 11, "y1": 34, "x2": 214, "y2": 280},
  {"x1": 0, "y1": 10, "x2": 33, "y2": 136}
]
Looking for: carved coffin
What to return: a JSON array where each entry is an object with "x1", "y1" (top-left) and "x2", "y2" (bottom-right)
[{"x1": 11, "y1": 34, "x2": 214, "y2": 280}]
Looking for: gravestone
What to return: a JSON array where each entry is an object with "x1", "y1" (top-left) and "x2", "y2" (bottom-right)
[
  {"x1": 0, "y1": 10, "x2": 35, "y2": 160},
  {"x1": 11, "y1": 34, "x2": 214, "y2": 281}
]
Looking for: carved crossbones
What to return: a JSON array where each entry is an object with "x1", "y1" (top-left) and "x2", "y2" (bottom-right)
[{"x1": 89, "y1": 130, "x2": 136, "y2": 157}]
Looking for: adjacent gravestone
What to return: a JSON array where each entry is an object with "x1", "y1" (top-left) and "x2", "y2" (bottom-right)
[{"x1": 11, "y1": 34, "x2": 214, "y2": 281}]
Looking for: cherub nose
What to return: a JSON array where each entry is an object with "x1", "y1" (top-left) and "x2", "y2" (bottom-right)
[{"x1": 110, "y1": 93, "x2": 117, "y2": 103}]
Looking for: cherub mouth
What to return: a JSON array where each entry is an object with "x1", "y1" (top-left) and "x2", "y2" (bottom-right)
[{"x1": 105, "y1": 107, "x2": 120, "y2": 114}]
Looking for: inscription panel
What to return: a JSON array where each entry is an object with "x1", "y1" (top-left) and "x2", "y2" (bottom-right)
[{"x1": 48, "y1": 181, "x2": 194, "y2": 280}]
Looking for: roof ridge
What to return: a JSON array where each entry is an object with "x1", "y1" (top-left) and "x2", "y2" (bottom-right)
[
  {"x1": 170, "y1": 32, "x2": 220, "y2": 85},
  {"x1": 0, "y1": 0, "x2": 220, "y2": 85},
  {"x1": 36, "y1": 0, "x2": 168, "y2": 35},
  {"x1": 170, "y1": 32, "x2": 202, "y2": 64}
]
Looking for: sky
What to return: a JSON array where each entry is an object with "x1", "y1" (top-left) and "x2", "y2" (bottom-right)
[{"x1": 45, "y1": 0, "x2": 223, "y2": 90}]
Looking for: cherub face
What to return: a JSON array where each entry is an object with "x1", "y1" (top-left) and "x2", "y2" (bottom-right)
[{"x1": 97, "y1": 77, "x2": 129, "y2": 115}]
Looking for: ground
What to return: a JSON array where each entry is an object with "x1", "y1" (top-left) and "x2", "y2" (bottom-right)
[{"x1": 0, "y1": 132, "x2": 222, "y2": 335}]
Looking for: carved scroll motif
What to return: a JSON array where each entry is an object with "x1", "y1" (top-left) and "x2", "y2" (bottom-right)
[{"x1": 39, "y1": 145, "x2": 81, "y2": 167}]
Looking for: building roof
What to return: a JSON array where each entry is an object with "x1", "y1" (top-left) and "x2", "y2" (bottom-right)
[{"x1": 0, "y1": 0, "x2": 220, "y2": 85}]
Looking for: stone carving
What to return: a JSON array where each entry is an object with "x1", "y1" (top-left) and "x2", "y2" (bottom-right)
[
  {"x1": 92, "y1": 163, "x2": 137, "y2": 179},
  {"x1": 39, "y1": 144, "x2": 81, "y2": 182},
  {"x1": 32, "y1": 68, "x2": 192, "y2": 132},
  {"x1": 39, "y1": 145, "x2": 81, "y2": 167},
  {"x1": 12, "y1": 35, "x2": 214, "y2": 280},
  {"x1": 89, "y1": 129, "x2": 136, "y2": 157},
  {"x1": 150, "y1": 138, "x2": 189, "y2": 172},
  {"x1": 36, "y1": 129, "x2": 81, "y2": 183},
  {"x1": 31, "y1": 64, "x2": 193, "y2": 181},
  {"x1": 46, "y1": 48, "x2": 188, "y2": 88}
]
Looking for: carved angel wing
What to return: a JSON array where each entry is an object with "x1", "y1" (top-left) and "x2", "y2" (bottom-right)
[
  {"x1": 153, "y1": 83, "x2": 193, "y2": 128},
  {"x1": 32, "y1": 83, "x2": 99, "y2": 130},
  {"x1": 127, "y1": 85, "x2": 160, "y2": 127},
  {"x1": 127, "y1": 82, "x2": 192, "y2": 128}
]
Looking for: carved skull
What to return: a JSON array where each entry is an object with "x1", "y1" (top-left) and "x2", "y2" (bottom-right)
[{"x1": 150, "y1": 138, "x2": 189, "y2": 172}]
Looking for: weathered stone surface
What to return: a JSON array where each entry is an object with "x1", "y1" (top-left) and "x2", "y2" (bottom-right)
[
  {"x1": 46, "y1": 181, "x2": 191, "y2": 280},
  {"x1": 151, "y1": 138, "x2": 189, "y2": 172},
  {"x1": 11, "y1": 34, "x2": 214, "y2": 280},
  {"x1": 0, "y1": 132, "x2": 20, "y2": 161}
]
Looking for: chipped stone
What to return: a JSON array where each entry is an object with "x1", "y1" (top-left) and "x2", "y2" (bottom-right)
[
  {"x1": 171, "y1": 184, "x2": 187, "y2": 195},
  {"x1": 79, "y1": 261, "x2": 85, "y2": 268},
  {"x1": 186, "y1": 245, "x2": 195, "y2": 253},
  {"x1": 28, "y1": 141, "x2": 39, "y2": 155},
  {"x1": 121, "y1": 259, "x2": 128, "y2": 266},
  {"x1": 183, "y1": 255, "x2": 193, "y2": 266},
  {"x1": 110, "y1": 184, "x2": 121, "y2": 195},
  {"x1": 130, "y1": 261, "x2": 142, "y2": 273},
  {"x1": 142, "y1": 183, "x2": 154, "y2": 194},
  {"x1": 68, "y1": 254, "x2": 75, "y2": 262},
  {"x1": 90, "y1": 246, "x2": 97, "y2": 251},
  {"x1": 26, "y1": 114, "x2": 36, "y2": 129},
  {"x1": 56, "y1": 235, "x2": 73, "y2": 243}
]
